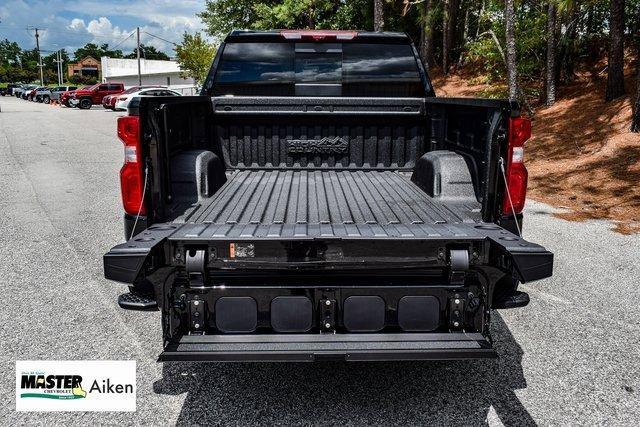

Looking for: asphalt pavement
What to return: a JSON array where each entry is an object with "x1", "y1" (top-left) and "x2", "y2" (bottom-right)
[{"x1": 0, "y1": 95, "x2": 638, "y2": 425}]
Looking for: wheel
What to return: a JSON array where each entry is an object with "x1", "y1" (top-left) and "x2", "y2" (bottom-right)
[
  {"x1": 78, "y1": 98, "x2": 92, "y2": 109},
  {"x1": 43, "y1": 95, "x2": 50, "y2": 104},
  {"x1": 36, "y1": 96, "x2": 43, "y2": 103}
]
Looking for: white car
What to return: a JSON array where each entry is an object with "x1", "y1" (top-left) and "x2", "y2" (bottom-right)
[{"x1": 114, "y1": 87, "x2": 181, "y2": 111}]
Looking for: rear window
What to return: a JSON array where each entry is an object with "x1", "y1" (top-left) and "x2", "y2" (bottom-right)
[{"x1": 213, "y1": 42, "x2": 424, "y2": 97}]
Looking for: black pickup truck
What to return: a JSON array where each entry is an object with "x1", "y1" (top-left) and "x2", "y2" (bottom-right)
[{"x1": 104, "y1": 30, "x2": 553, "y2": 362}]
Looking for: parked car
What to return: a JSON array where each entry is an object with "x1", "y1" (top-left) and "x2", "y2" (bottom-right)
[
  {"x1": 34, "y1": 87, "x2": 53, "y2": 103},
  {"x1": 50, "y1": 86, "x2": 77, "y2": 103},
  {"x1": 7, "y1": 83, "x2": 22, "y2": 96},
  {"x1": 114, "y1": 87, "x2": 180, "y2": 111},
  {"x1": 20, "y1": 84, "x2": 38, "y2": 100},
  {"x1": 104, "y1": 30, "x2": 553, "y2": 362},
  {"x1": 0, "y1": 83, "x2": 19, "y2": 96},
  {"x1": 13, "y1": 85, "x2": 27, "y2": 98},
  {"x1": 103, "y1": 86, "x2": 159, "y2": 110},
  {"x1": 70, "y1": 82, "x2": 125, "y2": 109},
  {"x1": 102, "y1": 94, "x2": 115, "y2": 109},
  {"x1": 61, "y1": 85, "x2": 91, "y2": 107},
  {"x1": 26, "y1": 87, "x2": 41, "y2": 101},
  {"x1": 14, "y1": 84, "x2": 33, "y2": 98}
]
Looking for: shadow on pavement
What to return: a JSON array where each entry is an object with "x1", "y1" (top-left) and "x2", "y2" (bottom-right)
[{"x1": 153, "y1": 312, "x2": 534, "y2": 425}]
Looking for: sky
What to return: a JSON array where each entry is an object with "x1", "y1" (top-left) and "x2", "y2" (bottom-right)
[{"x1": 0, "y1": 0, "x2": 207, "y2": 57}]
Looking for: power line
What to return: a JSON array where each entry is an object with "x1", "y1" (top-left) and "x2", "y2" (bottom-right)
[
  {"x1": 143, "y1": 31, "x2": 178, "y2": 47},
  {"x1": 37, "y1": 26, "x2": 137, "y2": 41},
  {"x1": 111, "y1": 30, "x2": 136, "y2": 50}
]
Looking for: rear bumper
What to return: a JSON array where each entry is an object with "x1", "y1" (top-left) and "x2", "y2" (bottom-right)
[{"x1": 159, "y1": 332, "x2": 496, "y2": 362}]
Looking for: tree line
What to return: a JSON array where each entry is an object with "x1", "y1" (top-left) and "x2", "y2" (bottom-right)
[
  {"x1": 199, "y1": 0, "x2": 640, "y2": 131},
  {"x1": 0, "y1": 40, "x2": 170, "y2": 85}
]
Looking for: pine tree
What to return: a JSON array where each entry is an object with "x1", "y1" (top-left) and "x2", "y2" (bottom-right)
[
  {"x1": 505, "y1": 0, "x2": 518, "y2": 100},
  {"x1": 605, "y1": 0, "x2": 625, "y2": 101},
  {"x1": 632, "y1": 64, "x2": 640, "y2": 132},
  {"x1": 546, "y1": 1, "x2": 557, "y2": 106},
  {"x1": 374, "y1": 0, "x2": 385, "y2": 31}
]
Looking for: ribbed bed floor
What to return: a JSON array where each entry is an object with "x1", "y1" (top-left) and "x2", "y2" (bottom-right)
[{"x1": 176, "y1": 170, "x2": 482, "y2": 239}]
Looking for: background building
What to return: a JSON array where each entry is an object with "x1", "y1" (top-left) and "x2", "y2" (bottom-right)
[
  {"x1": 100, "y1": 57, "x2": 197, "y2": 94},
  {"x1": 68, "y1": 56, "x2": 101, "y2": 79}
]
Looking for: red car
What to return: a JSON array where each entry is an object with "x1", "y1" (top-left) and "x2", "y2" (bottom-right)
[
  {"x1": 71, "y1": 82, "x2": 125, "y2": 109},
  {"x1": 102, "y1": 94, "x2": 116, "y2": 109},
  {"x1": 61, "y1": 85, "x2": 93, "y2": 107}
]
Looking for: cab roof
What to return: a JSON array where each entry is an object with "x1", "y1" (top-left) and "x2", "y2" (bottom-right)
[{"x1": 225, "y1": 30, "x2": 412, "y2": 44}]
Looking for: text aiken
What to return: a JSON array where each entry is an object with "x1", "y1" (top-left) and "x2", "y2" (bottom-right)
[{"x1": 90, "y1": 379, "x2": 134, "y2": 394}]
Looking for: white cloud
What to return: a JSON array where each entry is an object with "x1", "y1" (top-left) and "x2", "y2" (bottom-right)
[
  {"x1": 68, "y1": 18, "x2": 86, "y2": 31},
  {"x1": 68, "y1": 16, "x2": 129, "y2": 42},
  {"x1": 0, "y1": 0, "x2": 210, "y2": 55}
]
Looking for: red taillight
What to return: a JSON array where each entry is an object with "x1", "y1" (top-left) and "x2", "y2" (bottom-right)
[
  {"x1": 280, "y1": 30, "x2": 357, "y2": 41},
  {"x1": 117, "y1": 115, "x2": 146, "y2": 216},
  {"x1": 502, "y1": 117, "x2": 531, "y2": 215}
]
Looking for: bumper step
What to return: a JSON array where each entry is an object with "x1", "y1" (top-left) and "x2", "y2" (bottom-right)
[
  {"x1": 159, "y1": 332, "x2": 496, "y2": 362},
  {"x1": 117, "y1": 291, "x2": 158, "y2": 310},
  {"x1": 494, "y1": 290, "x2": 530, "y2": 309}
]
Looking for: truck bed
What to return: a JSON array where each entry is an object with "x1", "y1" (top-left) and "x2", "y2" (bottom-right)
[{"x1": 174, "y1": 170, "x2": 482, "y2": 240}]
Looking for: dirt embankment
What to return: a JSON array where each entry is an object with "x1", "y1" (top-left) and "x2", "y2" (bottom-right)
[{"x1": 432, "y1": 64, "x2": 640, "y2": 234}]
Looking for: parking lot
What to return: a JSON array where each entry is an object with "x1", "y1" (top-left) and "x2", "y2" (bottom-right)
[{"x1": 1, "y1": 95, "x2": 638, "y2": 425}]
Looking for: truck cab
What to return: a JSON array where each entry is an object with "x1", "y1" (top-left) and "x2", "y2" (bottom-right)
[{"x1": 104, "y1": 30, "x2": 553, "y2": 362}]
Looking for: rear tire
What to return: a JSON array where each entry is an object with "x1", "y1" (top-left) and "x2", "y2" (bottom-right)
[
  {"x1": 78, "y1": 98, "x2": 92, "y2": 109},
  {"x1": 43, "y1": 95, "x2": 50, "y2": 104}
]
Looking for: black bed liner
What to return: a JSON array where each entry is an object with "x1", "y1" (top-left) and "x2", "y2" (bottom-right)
[{"x1": 174, "y1": 170, "x2": 481, "y2": 240}]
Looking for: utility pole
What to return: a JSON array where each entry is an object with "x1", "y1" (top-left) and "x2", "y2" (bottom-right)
[
  {"x1": 33, "y1": 27, "x2": 45, "y2": 85},
  {"x1": 55, "y1": 50, "x2": 63, "y2": 86},
  {"x1": 136, "y1": 27, "x2": 142, "y2": 85}
]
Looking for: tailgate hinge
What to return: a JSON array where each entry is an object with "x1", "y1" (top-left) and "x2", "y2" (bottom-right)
[
  {"x1": 448, "y1": 249, "x2": 469, "y2": 285},
  {"x1": 185, "y1": 249, "x2": 207, "y2": 288}
]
